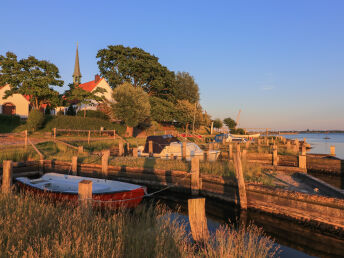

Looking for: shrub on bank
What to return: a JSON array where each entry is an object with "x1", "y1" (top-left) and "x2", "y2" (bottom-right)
[
  {"x1": 43, "y1": 116, "x2": 125, "y2": 133},
  {"x1": 0, "y1": 114, "x2": 21, "y2": 133},
  {"x1": 76, "y1": 110, "x2": 109, "y2": 120},
  {"x1": 27, "y1": 110, "x2": 44, "y2": 131}
]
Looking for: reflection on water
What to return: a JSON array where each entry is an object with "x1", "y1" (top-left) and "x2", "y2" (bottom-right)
[
  {"x1": 283, "y1": 133, "x2": 344, "y2": 159},
  {"x1": 149, "y1": 192, "x2": 344, "y2": 258}
]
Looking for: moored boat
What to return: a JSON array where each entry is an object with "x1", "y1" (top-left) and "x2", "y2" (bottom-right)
[{"x1": 16, "y1": 173, "x2": 147, "y2": 208}]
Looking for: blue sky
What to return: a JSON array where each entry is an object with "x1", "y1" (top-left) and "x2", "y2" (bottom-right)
[{"x1": 1, "y1": 0, "x2": 343, "y2": 130}]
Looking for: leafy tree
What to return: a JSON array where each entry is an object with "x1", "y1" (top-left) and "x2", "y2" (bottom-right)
[
  {"x1": 27, "y1": 109, "x2": 44, "y2": 131},
  {"x1": 174, "y1": 100, "x2": 195, "y2": 130},
  {"x1": 173, "y1": 72, "x2": 200, "y2": 104},
  {"x1": 150, "y1": 97, "x2": 175, "y2": 123},
  {"x1": 0, "y1": 52, "x2": 63, "y2": 109},
  {"x1": 213, "y1": 118, "x2": 223, "y2": 129},
  {"x1": 111, "y1": 82, "x2": 150, "y2": 129},
  {"x1": 64, "y1": 83, "x2": 106, "y2": 117},
  {"x1": 96, "y1": 45, "x2": 175, "y2": 98},
  {"x1": 223, "y1": 117, "x2": 237, "y2": 129},
  {"x1": 231, "y1": 128, "x2": 245, "y2": 135}
]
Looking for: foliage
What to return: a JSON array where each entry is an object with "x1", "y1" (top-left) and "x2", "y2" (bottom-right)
[
  {"x1": 65, "y1": 105, "x2": 76, "y2": 116},
  {"x1": 96, "y1": 45, "x2": 175, "y2": 99},
  {"x1": 172, "y1": 72, "x2": 200, "y2": 104},
  {"x1": 43, "y1": 116, "x2": 122, "y2": 131},
  {"x1": 0, "y1": 147, "x2": 37, "y2": 162},
  {"x1": 149, "y1": 96, "x2": 175, "y2": 123},
  {"x1": 213, "y1": 118, "x2": 223, "y2": 129},
  {"x1": 0, "y1": 52, "x2": 63, "y2": 109},
  {"x1": 174, "y1": 99, "x2": 195, "y2": 129},
  {"x1": 76, "y1": 110, "x2": 109, "y2": 120},
  {"x1": 27, "y1": 109, "x2": 44, "y2": 131},
  {"x1": 111, "y1": 82, "x2": 150, "y2": 128},
  {"x1": 0, "y1": 114, "x2": 21, "y2": 133},
  {"x1": 231, "y1": 128, "x2": 245, "y2": 135},
  {"x1": 223, "y1": 117, "x2": 237, "y2": 129}
]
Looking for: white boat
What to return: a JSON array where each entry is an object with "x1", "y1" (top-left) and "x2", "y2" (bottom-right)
[{"x1": 230, "y1": 133, "x2": 260, "y2": 138}]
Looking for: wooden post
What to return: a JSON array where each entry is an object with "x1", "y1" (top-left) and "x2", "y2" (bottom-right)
[
  {"x1": 330, "y1": 145, "x2": 336, "y2": 156},
  {"x1": 78, "y1": 146, "x2": 83, "y2": 154},
  {"x1": 272, "y1": 145, "x2": 278, "y2": 166},
  {"x1": 245, "y1": 141, "x2": 249, "y2": 149},
  {"x1": 286, "y1": 141, "x2": 291, "y2": 150},
  {"x1": 148, "y1": 141, "x2": 153, "y2": 157},
  {"x1": 126, "y1": 142, "x2": 130, "y2": 154},
  {"x1": 182, "y1": 141, "x2": 187, "y2": 161},
  {"x1": 233, "y1": 145, "x2": 247, "y2": 209},
  {"x1": 222, "y1": 138, "x2": 226, "y2": 145},
  {"x1": 133, "y1": 147, "x2": 138, "y2": 157},
  {"x1": 119, "y1": 141, "x2": 124, "y2": 156},
  {"x1": 203, "y1": 151, "x2": 208, "y2": 161},
  {"x1": 72, "y1": 156, "x2": 78, "y2": 175},
  {"x1": 24, "y1": 130, "x2": 28, "y2": 149},
  {"x1": 191, "y1": 157, "x2": 200, "y2": 195},
  {"x1": 228, "y1": 143, "x2": 233, "y2": 160},
  {"x1": 78, "y1": 180, "x2": 92, "y2": 208},
  {"x1": 2, "y1": 160, "x2": 12, "y2": 194},
  {"x1": 299, "y1": 155, "x2": 307, "y2": 170},
  {"x1": 53, "y1": 128, "x2": 56, "y2": 141},
  {"x1": 188, "y1": 198, "x2": 209, "y2": 242},
  {"x1": 301, "y1": 144, "x2": 306, "y2": 156},
  {"x1": 88, "y1": 130, "x2": 90, "y2": 144},
  {"x1": 242, "y1": 149, "x2": 247, "y2": 161},
  {"x1": 102, "y1": 150, "x2": 110, "y2": 176},
  {"x1": 113, "y1": 130, "x2": 116, "y2": 141}
]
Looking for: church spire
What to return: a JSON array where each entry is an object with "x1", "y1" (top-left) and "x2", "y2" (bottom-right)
[{"x1": 73, "y1": 43, "x2": 81, "y2": 85}]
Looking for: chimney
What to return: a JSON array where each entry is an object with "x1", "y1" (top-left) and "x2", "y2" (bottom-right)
[{"x1": 95, "y1": 74, "x2": 101, "y2": 83}]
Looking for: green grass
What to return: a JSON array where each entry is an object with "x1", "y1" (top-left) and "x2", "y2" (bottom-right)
[
  {"x1": 0, "y1": 147, "x2": 38, "y2": 163},
  {"x1": 0, "y1": 193, "x2": 279, "y2": 257}
]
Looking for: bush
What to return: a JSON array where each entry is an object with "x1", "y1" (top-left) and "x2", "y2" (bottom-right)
[
  {"x1": 26, "y1": 110, "x2": 44, "y2": 131},
  {"x1": 76, "y1": 110, "x2": 109, "y2": 120},
  {"x1": 66, "y1": 105, "x2": 76, "y2": 116},
  {"x1": 43, "y1": 116, "x2": 125, "y2": 134},
  {"x1": 0, "y1": 114, "x2": 22, "y2": 133}
]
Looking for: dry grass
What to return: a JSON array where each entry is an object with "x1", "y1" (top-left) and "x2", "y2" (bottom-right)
[
  {"x1": 0, "y1": 147, "x2": 38, "y2": 163},
  {"x1": 0, "y1": 193, "x2": 279, "y2": 258}
]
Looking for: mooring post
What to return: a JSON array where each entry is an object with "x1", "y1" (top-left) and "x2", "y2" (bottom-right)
[
  {"x1": 2, "y1": 160, "x2": 13, "y2": 194},
  {"x1": 113, "y1": 130, "x2": 116, "y2": 141},
  {"x1": 72, "y1": 156, "x2": 78, "y2": 175},
  {"x1": 148, "y1": 141, "x2": 153, "y2": 157},
  {"x1": 133, "y1": 147, "x2": 138, "y2": 157},
  {"x1": 24, "y1": 130, "x2": 28, "y2": 149},
  {"x1": 272, "y1": 145, "x2": 278, "y2": 166},
  {"x1": 298, "y1": 155, "x2": 307, "y2": 170},
  {"x1": 78, "y1": 146, "x2": 84, "y2": 154},
  {"x1": 78, "y1": 180, "x2": 92, "y2": 208},
  {"x1": 119, "y1": 141, "x2": 124, "y2": 156},
  {"x1": 182, "y1": 141, "x2": 187, "y2": 161},
  {"x1": 188, "y1": 198, "x2": 209, "y2": 242},
  {"x1": 286, "y1": 140, "x2": 291, "y2": 150},
  {"x1": 102, "y1": 150, "x2": 110, "y2": 176},
  {"x1": 330, "y1": 145, "x2": 336, "y2": 156},
  {"x1": 53, "y1": 128, "x2": 56, "y2": 141},
  {"x1": 301, "y1": 143, "x2": 307, "y2": 156},
  {"x1": 233, "y1": 144, "x2": 247, "y2": 209},
  {"x1": 228, "y1": 143, "x2": 233, "y2": 160},
  {"x1": 88, "y1": 130, "x2": 90, "y2": 144},
  {"x1": 191, "y1": 157, "x2": 200, "y2": 195}
]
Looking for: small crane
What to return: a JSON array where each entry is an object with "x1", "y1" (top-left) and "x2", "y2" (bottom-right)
[{"x1": 235, "y1": 109, "x2": 241, "y2": 129}]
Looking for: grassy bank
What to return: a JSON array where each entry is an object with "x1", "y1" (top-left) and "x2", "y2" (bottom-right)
[{"x1": 0, "y1": 193, "x2": 279, "y2": 257}]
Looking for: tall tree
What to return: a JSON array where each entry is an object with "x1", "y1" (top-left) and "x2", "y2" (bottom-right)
[
  {"x1": 150, "y1": 97, "x2": 175, "y2": 123},
  {"x1": 223, "y1": 117, "x2": 237, "y2": 129},
  {"x1": 173, "y1": 72, "x2": 200, "y2": 104},
  {"x1": 0, "y1": 52, "x2": 64, "y2": 109},
  {"x1": 174, "y1": 99, "x2": 195, "y2": 130},
  {"x1": 213, "y1": 118, "x2": 223, "y2": 129},
  {"x1": 111, "y1": 82, "x2": 150, "y2": 129},
  {"x1": 97, "y1": 45, "x2": 175, "y2": 98}
]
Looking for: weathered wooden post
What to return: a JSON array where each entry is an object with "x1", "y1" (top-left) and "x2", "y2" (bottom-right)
[
  {"x1": 298, "y1": 154, "x2": 307, "y2": 170},
  {"x1": 88, "y1": 130, "x2": 91, "y2": 144},
  {"x1": 113, "y1": 130, "x2": 116, "y2": 141},
  {"x1": 78, "y1": 180, "x2": 92, "y2": 208},
  {"x1": 133, "y1": 147, "x2": 138, "y2": 157},
  {"x1": 24, "y1": 130, "x2": 28, "y2": 149},
  {"x1": 242, "y1": 149, "x2": 247, "y2": 161},
  {"x1": 72, "y1": 156, "x2": 78, "y2": 175},
  {"x1": 301, "y1": 143, "x2": 307, "y2": 156},
  {"x1": 228, "y1": 143, "x2": 233, "y2": 160},
  {"x1": 148, "y1": 141, "x2": 153, "y2": 157},
  {"x1": 119, "y1": 141, "x2": 124, "y2": 156},
  {"x1": 78, "y1": 146, "x2": 84, "y2": 154},
  {"x1": 286, "y1": 140, "x2": 291, "y2": 150},
  {"x1": 330, "y1": 145, "x2": 336, "y2": 156},
  {"x1": 222, "y1": 138, "x2": 226, "y2": 145},
  {"x1": 191, "y1": 157, "x2": 200, "y2": 195},
  {"x1": 102, "y1": 150, "x2": 110, "y2": 176},
  {"x1": 272, "y1": 145, "x2": 278, "y2": 166},
  {"x1": 182, "y1": 141, "x2": 187, "y2": 161},
  {"x1": 188, "y1": 198, "x2": 209, "y2": 242},
  {"x1": 233, "y1": 145, "x2": 247, "y2": 209},
  {"x1": 126, "y1": 142, "x2": 130, "y2": 154},
  {"x1": 53, "y1": 128, "x2": 56, "y2": 141},
  {"x1": 2, "y1": 160, "x2": 13, "y2": 194}
]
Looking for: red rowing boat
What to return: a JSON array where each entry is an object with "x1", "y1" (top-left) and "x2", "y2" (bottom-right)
[{"x1": 16, "y1": 173, "x2": 147, "y2": 208}]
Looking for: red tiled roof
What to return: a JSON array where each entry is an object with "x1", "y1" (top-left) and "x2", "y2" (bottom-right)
[{"x1": 78, "y1": 77, "x2": 103, "y2": 92}]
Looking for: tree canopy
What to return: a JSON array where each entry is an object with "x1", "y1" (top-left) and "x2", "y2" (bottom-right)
[
  {"x1": 173, "y1": 72, "x2": 200, "y2": 104},
  {"x1": 213, "y1": 118, "x2": 223, "y2": 129},
  {"x1": 111, "y1": 82, "x2": 150, "y2": 128},
  {"x1": 0, "y1": 52, "x2": 63, "y2": 109},
  {"x1": 149, "y1": 97, "x2": 175, "y2": 123},
  {"x1": 223, "y1": 117, "x2": 237, "y2": 129},
  {"x1": 96, "y1": 45, "x2": 175, "y2": 99}
]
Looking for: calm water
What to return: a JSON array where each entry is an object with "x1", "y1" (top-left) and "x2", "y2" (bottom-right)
[{"x1": 283, "y1": 133, "x2": 344, "y2": 159}]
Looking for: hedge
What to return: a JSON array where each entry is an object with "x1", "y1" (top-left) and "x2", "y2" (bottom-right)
[
  {"x1": 0, "y1": 114, "x2": 21, "y2": 133},
  {"x1": 43, "y1": 116, "x2": 125, "y2": 134}
]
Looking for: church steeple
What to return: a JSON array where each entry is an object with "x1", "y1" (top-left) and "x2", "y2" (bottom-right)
[{"x1": 73, "y1": 43, "x2": 81, "y2": 85}]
